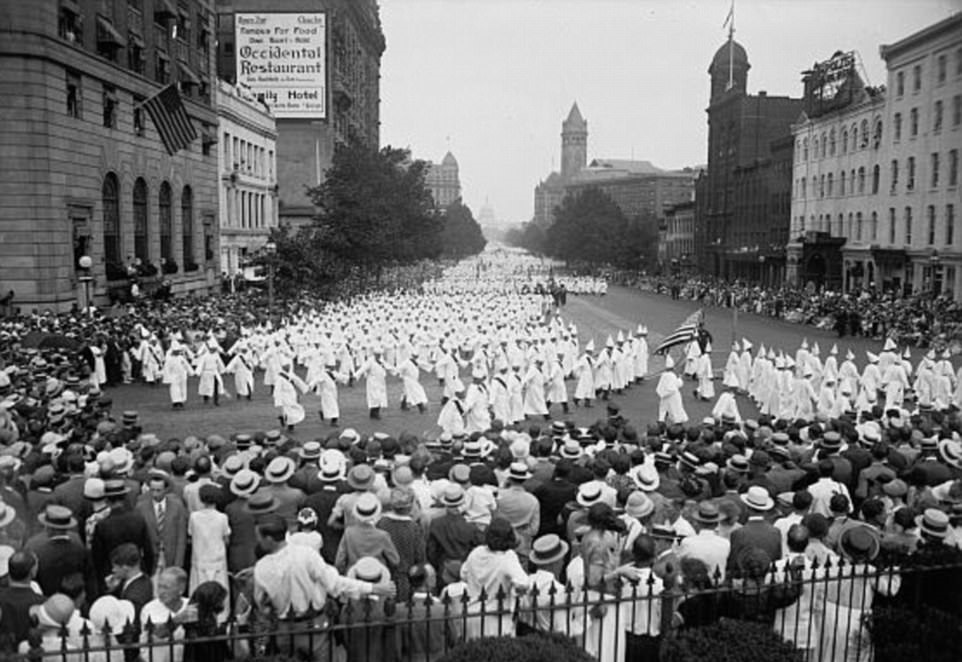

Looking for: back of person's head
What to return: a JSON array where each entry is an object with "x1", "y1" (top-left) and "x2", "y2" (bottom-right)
[
  {"x1": 802, "y1": 513, "x2": 829, "y2": 540},
  {"x1": 193, "y1": 455, "x2": 212, "y2": 476},
  {"x1": 860, "y1": 497, "x2": 885, "y2": 522},
  {"x1": 256, "y1": 514, "x2": 288, "y2": 543},
  {"x1": 787, "y1": 523, "x2": 810, "y2": 554},
  {"x1": 680, "y1": 557, "x2": 711, "y2": 589},
  {"x1": 738, "y1": 548, "x2": 772, "y2": 581},
  {"x1": 554, "y1": 459, "x2": 572, "y2": 480},
  {"x1": 611, "y1": 454, "x2": 630, "y2": 475},
  {"x1": 7, "y1": 552, "x2": 36, "y2": 582},
  {"x1": 485, "y1": 517, "x2": 517, "y2": 552},
  {"x1": 66, "y1": 454, "x2": 86, "y2": 474},
  {"x1": 793, "y1": 490, "x2": 813, "y2": 512},
  {"x1": 170, "y1": 455, "x2": 189, "y2": 477},
  {"x1": 408, "y1": 564, "x2": 430, "y2": 591},
  {"x1": 871, "y1": 443, "x2": 889, "y2": 460},
  {"x1": 829, "y1": 493, "x2": 850, "y2": 515},
  {"x1": 587, "y1": 502, "x2": 626, "y2": 533},
  {"x1": 818, "y1": 459, "x2": 835, "y2": 478},
  {"x1": 893, "y1": 507, "x2": 916, "y2": 530},
  {"x1": 631, "y1": 534, "x2": 656, "y2": 565},
  {"x1": 591, "y1": 458, "x2": 610, "y2": 479},
  {"x1": 110, "y1": 543, "x2": 141, "y2": 569},
  {"x1": 198, "y1": 483, "x2": 221, "y2": 506},
  {"x1": 722, "y1": 471, "x2": 741, "y2": 490}
]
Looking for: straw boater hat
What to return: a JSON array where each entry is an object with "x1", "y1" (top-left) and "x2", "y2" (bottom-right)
[
  {"x1": 560, "y1": 439, "x2": 582, "y2": 459},
  {"x1": 920, "y1": 508, "x2": 950, "y2": 539},
  {"x1": 508, "y1": 461, "x2": 532, "y2": 482},
  {"x1": 347, "y1": 464, "x2": 376, "y2": 491},
  {"x1": 221, "y1": 454, "x2": 246, "y2": 479},
  {"x1": 530, "y1": 534, "x2": 569, "y2": 566},
  {"x1": 38, "y1": 504, "x2": 77, "y2": 530},
  {"x1": 625, "y1": 491, "x2": 654, "y2": 519},
  {"x1": 265, "y1": 456, "x2": 296, "y2": 484},
  {"x1": 350, "y1": 556, "x2": 388, "y2": 583},
  {"x1": 633, "y1": 465, "x2": 660, "y2": 492},
  {"x1": 740, "y1": 485, "x2": 775, "y2": 511},
  {"x1": 576, "y1": 482, "x2": 604, "y2": 508},
  {"x1": 938, "y1": 440, "x2": 962, "y2": 469},
  {"x1": 244, "y1": 492, "x2": 277, "y2": 516},
  {"x1": 441, "y1": 484, "x2": 465, "y2": 508},
  {"x1": 318, "y1": 457, "x2": 346, "y2": 483},
  {"x1": 299, "y1": 441, "x2": 323, "y2": 461},
  {"x1": 353, "y1": 492, "x2": 382, "y2": 523},
  {"x1": 839, "y1": 525, "x2": 880, "y2": 562},
  {"x1": 692, "y1": 501, "x2": 722, "y2": 525},
  {"x1": 726, "y1": 454, "x2": 749, "y2": 473},
  {"x1": 230, "y1": 469, "x2": 260, "y2": 498}
]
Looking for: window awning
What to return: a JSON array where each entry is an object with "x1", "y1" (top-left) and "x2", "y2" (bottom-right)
[
  {"x1": 178, "y1": 62, "x2": 201, "y2": 86},
  {"x1": 128, "y1": 31, "x2": 145, "y2": 49},
  {"x1": 96, "y1": 16, "x2": 126, "y2": 47},
  {"x1": 60, "y1": 0, "x2": 81, "y2": 15}
]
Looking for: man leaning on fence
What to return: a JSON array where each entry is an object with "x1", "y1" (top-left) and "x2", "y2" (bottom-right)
[{"x1": 251, "y1": 513, "x2": 396, "y2": 661}]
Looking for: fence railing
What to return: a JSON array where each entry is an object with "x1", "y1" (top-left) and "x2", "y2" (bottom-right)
[{"x1": 11, "y1": 560, "x2": 962, "y2": 662}]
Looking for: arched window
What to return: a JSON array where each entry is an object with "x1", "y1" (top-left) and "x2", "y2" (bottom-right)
[
  {"x1": 159, "y1": 182, "x2": 172, "y2": 262},
  {"x1": 851, "y1": 123, "x2": 858, "y2": 151},
  {"x1": 841, "y1": 129, "x2": 848, "y2": 154},
  {"x1": 860, "y1": 120, "x2": 869, "y2": 148},
  {"x1": 856, "y1": 212, "x2": 863, "y2": 241},
  {"x1": 838, "y1": 213, "x2": 844, "y2": 237},
  {"x1": 848, "y1": 212, "x2": 854, "y2": 238},
  {"x1": 872, "y1": 165, "x2": 880, "y2": 194},
  {"x1": 102, "y1": 173, "x2": 121, "y2": 268},
  {"x1": 827, "y1": 172, "x2": 834, "y2": 197},
  {"x1": 840, "y1": 171, "x2": 847, "y2": 195},
  {"x1": 858, "y1": 167, "x2": 866, "y2": 194},
  {"x1": 871, "y1": 211, "x2": 878, "y2": 241},
  {"x1": 821, "y1": 132, "x2": 827, "y2": 158},
  {"x1": 829, "y1": 128, "x2": 836, "y2": 155},
  {"x1": 873, "y1": 120, "x2": 883, "y2": 148},
  {"x1": 133, "y1": 178, "x2": 148, "y2": 263},
  {"x1": 182, "y1": 185, "x2": 194, "y2": 267},
  {"x1": 803, "y1": 138, "x2": 809, "y2": 161}
]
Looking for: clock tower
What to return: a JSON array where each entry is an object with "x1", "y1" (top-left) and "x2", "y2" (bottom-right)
[{"x1": 561, "y1": 102, "x2": 587, "y2": 179}]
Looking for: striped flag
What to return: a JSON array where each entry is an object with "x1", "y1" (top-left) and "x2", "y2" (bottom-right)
[
  {"x1": 142, "y1": 85, "x2": 197, "y2": 155},
  {"x1": 723, "y1": 1, "x2": 734, "y2": 29},
  {"x1": 654, "y1": 309, "x2": 703, "y2": 355}
]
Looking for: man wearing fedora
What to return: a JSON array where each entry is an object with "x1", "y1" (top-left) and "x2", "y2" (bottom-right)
[
  {"x1": 427, "y1": 485, "x2": 483, "y2": 587},
  {"x1": 898, "y1": 508, "x2": 962, "y2": 617},
  {"x1": 518, "y1": 533, "x2": 569, "y2": 635},
  {"x1": 91, "y1": 479, "x2": 155, "y2": 592},
  {"x1": 728, "y1": 486, "x2": 781, "y2": 577},
  {"x1": 496, "y1": 462, "x2": 540, "y2": 564},
  {"x1": 262, "y1": 456, "x2": 306, "y2": 530},
  {"x1": 32, "y1": 504, "x2": 97, "y2": 602},
  {"x1": 136, "y1": 470, "x2": 187, "y2": 582},
  {"x1": 678, "y1": 501, "x2": 730, "y2": 580}
]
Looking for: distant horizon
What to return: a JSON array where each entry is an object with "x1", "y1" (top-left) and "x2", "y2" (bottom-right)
[{"x1": 379, "y1": 0, "x2": 957, "y2": 225}]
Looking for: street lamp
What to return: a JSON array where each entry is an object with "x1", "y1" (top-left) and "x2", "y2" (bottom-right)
[
  {"x1": 265, "y1": 240, "x2": 276, "y2": 316},
  {"x1": 77, "y1": 255, "x2": 93, "y2": 317},
  {"x1": 929, "y1": 249, "x2": 942, "y2": 295}
]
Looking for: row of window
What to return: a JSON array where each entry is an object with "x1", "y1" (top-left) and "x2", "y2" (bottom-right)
[
  {"x1": 893, "y1": 96, "x2": 962, "y2": 140},
  {"x1": 223, "y1": 132, "x2": 273, "y2": 180},
  {"x1": 893, "y1": 47, "x2": 962, "y2": 97},
  {"x1": 66, "y1": 70, "x2": 213, "y2": 155},
  {"x1": 798, "y1": 118, "x2": 882, "y2": 162},
  {"x1": 225, "y1": 188, "x2": 270, "y2": 230},
  {"x1": 795, "y1": 149, "x2": 960, "y2": 198},
  {"x1": 796, "y1": 204, "x2": 957, "y2": 247},
  {"x1": 58, "y1": 0, "x2": 211, "y2": 100},
  {"x1": 102, "y1": 173, "x2": 196, "y2": 270}
]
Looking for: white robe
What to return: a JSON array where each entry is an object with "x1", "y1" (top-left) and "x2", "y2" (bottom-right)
[
  {"x1": 355, "y1": 357, "x2": 388, "y2": 409},
  {"x1": 573, "y1": 355, "x2": 595, "y2": 400},
  {"x1": 656, "y1": 371, "x2": 688, "y2": 423},
  {"x1": 396, "y1": 358, "x2": 429, "y2": 406},
  {"x1": 507, "y1": 371, "x2": 524, "y2": 424},
  {"x1": 545, "y1": 359, "x2": 567, "y2": 404},
  {"x1": 464, "y1": 382, "x2": 491, "y2": 433},
  {"x1": 162, "y1": 354, "x2": 193, "y2": 404},
  {"x1": 273, "y1": 370, "x2": 307, "y2": 426},
  {"x1": 225, "y1": 352, "x2": 255, "y2": 397},
  {"x1": 437, "y1": 397, "x2": 467, "y2": 437},
  {"x1": 633, "y1": 337, "x2": 650, "y2": 379},
  {"x1": 695, "y1": 353, "x2": 715, "y2": 399},
  {"x1": 195, "y1": 350, "x2": 226, "y2": 398},
  {"x1": 310, "y1": 368, "x2": 347, "y2": 421},
  {"x1": 711, "y1": 391, "x2": 742, "y2": 423},
  {"x1": 522, "y1": 365, "x2": 549, "y2": 416},
  {"x1": 489, "y1": 373, "x2": 512, "y2": 424}
]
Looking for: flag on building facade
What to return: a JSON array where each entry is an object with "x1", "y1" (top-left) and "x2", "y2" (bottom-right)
[
  {"x1": 654, "y1": 309, "x2": 704, "y2": 355},
  {"x1": 142, "y1": 84, "x2": 197, "y2": 155}
]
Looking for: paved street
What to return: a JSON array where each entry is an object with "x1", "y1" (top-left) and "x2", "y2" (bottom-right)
[{"x1": 108, "y1": 286, "x2": 897, "y2": 441}]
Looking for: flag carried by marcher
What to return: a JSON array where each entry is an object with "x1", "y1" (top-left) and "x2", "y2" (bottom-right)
[
  {"x1": 654, "y1": 309, "x2": 703, "y2": 355},
  {"x1": 142, "y1": 84, "x2": 197, "y2": 155}
]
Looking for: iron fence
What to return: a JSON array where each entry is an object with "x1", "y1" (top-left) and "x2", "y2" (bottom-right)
[{"x1": 10, "y1": 559, "x2": 962, "y2": 662}]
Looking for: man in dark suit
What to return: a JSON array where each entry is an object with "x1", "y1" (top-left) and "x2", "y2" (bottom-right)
[
  {"x1": 728, "y1": 486, "x2": 782, "y2": 577},
  {"x1": 135, "y1": 471, "x2": 187, "y2": 577},
  {"x1": 532, "y1": 458, "x2": 576, "y2": 537},
  {"x1": 107, "y1": 543, "x2": 153, "y2": 662},
  {"x1": 31, "y1": 505, "x2": 98, "y2": 603},
  {"x1": 91, "y1": 480, "x2": 155, "y2": 593},
  {"x1": 53, "y1": 453, "x2": 91, "y2": 518}
]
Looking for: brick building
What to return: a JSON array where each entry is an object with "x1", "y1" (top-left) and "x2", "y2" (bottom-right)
[
  {"x1": 215, "y1": 0, "x2": 385, "y2": 228},
  {"x1": 696, "y1": 37, "x2": 803, "y2": 281},
  {"x1": 0, "y1": 0, "x2": 221, "y2": 311},
  {"x1": 532, "y1": 103, "x2": 587, "y2": 227},
  {"x1": 662, "y1": 200, "x2": 697, "y2": 271}
]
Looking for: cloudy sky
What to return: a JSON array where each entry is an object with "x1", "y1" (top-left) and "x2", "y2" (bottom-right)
[{"x1": 379, "y1": 0, "x2": 957, "y2": 226}]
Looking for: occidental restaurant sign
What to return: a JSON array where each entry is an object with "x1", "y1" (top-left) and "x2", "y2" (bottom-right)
[{"x1": 235, "y1": 12, "x2": 327, "y2": 119}]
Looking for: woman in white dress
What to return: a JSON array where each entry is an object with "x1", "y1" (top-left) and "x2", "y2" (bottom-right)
[{"x1": 188, "y1": 485, "x2": 231, "y2": 595}]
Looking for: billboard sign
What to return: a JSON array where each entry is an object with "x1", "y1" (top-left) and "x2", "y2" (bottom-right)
[
  {"x1": 235, "y1": 12, "x2": 326, "y2": 119},
  {"x1": 803, "y1": 51, "x2": 858, "y2": 118}
]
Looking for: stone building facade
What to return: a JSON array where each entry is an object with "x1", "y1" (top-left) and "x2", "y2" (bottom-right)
[
  {"x1": 215, "y1": 0, "x2": 384, "y2": 228},
  {"x1": 424, "y1": 152, "x2": 461, "y2": 210},
  {"x1": 0, "y1": 0, "x2": 220, "y2": 311},
  {"x1": 216, "y1": 79, "x2": 277, "y2": 277},
  {"x1": 532, "y1": 103, "x2": 587, "y2": 227}
]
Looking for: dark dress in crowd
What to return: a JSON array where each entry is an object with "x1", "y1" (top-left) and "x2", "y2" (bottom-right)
[{"x1": 183, "y1": 582, "x2": 231, "y2": 662}]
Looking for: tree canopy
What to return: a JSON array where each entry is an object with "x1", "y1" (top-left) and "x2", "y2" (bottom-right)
[
  {"x1": 441, "y1": 200, "x2": 487, "y2": 258},
  {"x1": 546, "y1": 187, "x2": 635, "y2": 265}
]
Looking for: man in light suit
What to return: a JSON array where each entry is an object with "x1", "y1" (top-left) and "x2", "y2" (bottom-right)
[{"x1": 136, "y1": 471, "x2": 187, "y2": 578}]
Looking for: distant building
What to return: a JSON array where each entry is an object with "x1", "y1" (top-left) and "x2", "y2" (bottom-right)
[
  {"x1": 662, "y1": 201, "x2": 697, "y2": 271},
  {"x1": 696, "y1": 37, "x2": 804, "y2": 281},
  {"x1": 216, "y1": 0, "x2": 385, "y2": 228},
  {"x1": 424, "y1": 152, "x2": 461, "y2": 209},
  {"x1": 787, "y1": 13, "x2": 962, "y2": 299},
  {"x1": 532, "y1": 103, "x2": 587, "y2": 227},
  {"x1": 0, "y1": 0, "x2": 220, "y2": 311},
  {"x1": 216, "y1": 80, "x2": 278, "y2": 278}
]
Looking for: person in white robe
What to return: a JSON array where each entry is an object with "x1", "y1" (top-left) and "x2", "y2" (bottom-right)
[
  {"x1": 162, "y1": 344, "x2": 193, "y2": 409},
  {"x1": 307, "y1": 360, "x2": 347, "y2": 426},
  {"x1": 791, "y1": 367, "x2": 817, "y2": 421},
  {"x1": 273, "y1": 363, "x2": 308, "y2": 430},
  {"x1": 694, "y1": 344, "x2": 715, "y2": 401},
  {"x1": 463, "y1": 367, "x2": 491, "y2": 434},
  {"x1": 195, "y1": 341, "x2": 227, "y2": 405},
  {"x1": 394, "y1": 351, "x2": 430, "y2": 413},
  {"x1": 572, "y1": 342, "x2": 595, "y2": 407},
  {"x1": 683, "y1": 340, "x2": 700, "y2": 380},
  {"x1": 224, "y1": 344, "x2": 256, "y2": 400},
  {"x1": 633, "y1": 325, "x2": 650, "y2": 382},
  {"x1": 838, "y1": 350, "x2": 861, "y2": 399},
  {"x1": 712, "y1": 374, "x2": 742, "y2": 424},
  {"x1": 881, "y1": 356, "x2": 909, "y2": 410},
  {"x1": 260, "y1": 340, "x2": 285, "y2": 390},
  {"x1": 817, "y1": 375, "x2": 839, "y2": 419},
  {"x1": 489, "y1": 359, "x2": 512, "y2": 424},
  {"x1": 355, "y1": 349, "x2": 389, "y2": 419},
  {"x1": 723, "y1": 340, "x2": 741, "y2": 388},
  {"x1": 437, "y1": 387, "x2": 468, "y2": 438},
  {"x1": 593, "y1": 340, "x2": 614, "y2": 399},
  {"x1": 656, "y1": 355, "x2": 688, "y2": 424},
  {"x1": 507, "y1": 362, "x2": 525, "y2": 424},
  {"x1": 523, "y1": 359, "x2": 550, "y2": 420},
  {"x1": 545, "y1": 353, "x2": 569, "y2": 416},
  {"x1": 823, "y1": 344, "x2": 840, "y2": 385},
  {"x1": 88, "y1": 343, "x2": 107, "y2": 389}
]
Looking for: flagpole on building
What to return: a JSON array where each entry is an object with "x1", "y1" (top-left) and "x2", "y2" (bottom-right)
[{"x1": 725, "y1": 1, "x2": 735, "y2": 90}]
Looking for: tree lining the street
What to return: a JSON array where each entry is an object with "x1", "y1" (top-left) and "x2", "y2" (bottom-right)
[{"x1": 251, "y1": 141, "x2": 489, "y2": 297}]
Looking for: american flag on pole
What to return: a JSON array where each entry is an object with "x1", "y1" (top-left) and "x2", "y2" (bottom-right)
[
  {"x1": 654, "y1": 309, "x2": 703, "y2": 355},
  {"x1": 142, "y1": 84, "x2": 197, "y2": 155}
]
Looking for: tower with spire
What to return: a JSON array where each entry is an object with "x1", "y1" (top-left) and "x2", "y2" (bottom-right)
[{"x1": 561, "y1": 102, "x2": 587, "y2": 179}]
